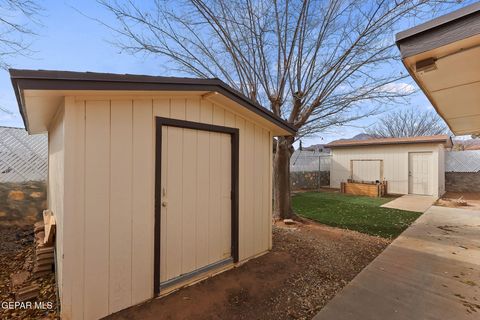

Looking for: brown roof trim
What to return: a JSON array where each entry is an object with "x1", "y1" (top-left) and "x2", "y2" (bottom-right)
[
  {"x1": 326, "y1": 135, "x2": 452, "y2": 148},
  {"x1": 9, "y1": 69, "x2": 297, "y2": 134},
  {"x1": 396, "y1": 3, "x2": 480, "y2": 58}
]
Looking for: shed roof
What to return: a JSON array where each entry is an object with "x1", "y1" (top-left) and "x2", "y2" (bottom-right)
[
  {"x1": 10, "y1": 69, "x2": 297, "y2": 135},
  {"x1": 326, "y1": 135, "x2": 452, "y2": 148}
]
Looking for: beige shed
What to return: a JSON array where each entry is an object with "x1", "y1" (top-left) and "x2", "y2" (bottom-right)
[
  {"x1": 327, "y1": 135, "x2": 452, "y2": 198},
  {"x1": 10, "y1": 69, "x2": 296, "y2": 319}
]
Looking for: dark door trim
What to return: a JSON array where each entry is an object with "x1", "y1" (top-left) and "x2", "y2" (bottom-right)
[{"x1": 154, "y1": 116, "x2": 240, "y2": 296}]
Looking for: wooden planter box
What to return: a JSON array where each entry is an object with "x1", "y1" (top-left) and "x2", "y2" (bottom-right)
[{"x1": 340, "y1": 180, "x2": 387, "y2": 197}]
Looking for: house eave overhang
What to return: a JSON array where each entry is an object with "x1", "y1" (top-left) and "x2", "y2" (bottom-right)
[{"x1": 395, "y1": 3, "x2": 480, "y2": 135}]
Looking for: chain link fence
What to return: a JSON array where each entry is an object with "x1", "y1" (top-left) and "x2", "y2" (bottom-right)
[{"x1": 290, "y1": 150, "x2": 331, "y2": 191}]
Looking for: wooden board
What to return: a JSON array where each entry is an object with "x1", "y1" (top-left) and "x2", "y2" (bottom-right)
[{"x1": 342, "y1": 182, "x2": 387, "y2": 197}]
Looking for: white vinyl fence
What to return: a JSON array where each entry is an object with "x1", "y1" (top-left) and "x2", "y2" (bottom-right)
[{"x1": 0, "y1": 126, "x2": 47, "y2": 182}]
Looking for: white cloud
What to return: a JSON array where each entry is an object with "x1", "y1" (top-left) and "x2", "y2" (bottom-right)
[{"x1": 378, "y1": 82, "x2": 416, "y2": 94}]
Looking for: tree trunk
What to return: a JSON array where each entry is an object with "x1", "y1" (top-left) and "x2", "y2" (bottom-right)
[{"x1": 273, "y1": 135, "x2": 295, "y2": 220}]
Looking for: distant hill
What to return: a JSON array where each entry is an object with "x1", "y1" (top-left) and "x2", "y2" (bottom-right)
[
  {"x1": 303, "y1": 133, "x2": 374, "y2": 152},
  {"x1": 452, "y1": 138, "x2": 480, "y2": 150},
  {"x1": 322, "y1": 133, "x2": 375, "y2": 146},
  {"x1": 346, "y1": 133, "x2": 374, "y2": 141}
]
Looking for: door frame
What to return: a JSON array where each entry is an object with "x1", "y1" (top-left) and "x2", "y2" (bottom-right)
[
  {"x1": 408, "y1": 151, "x2": 433, "y2": 195},
  {"x1": 154, "y1": 116, "x2": 240, "y2": 296}
]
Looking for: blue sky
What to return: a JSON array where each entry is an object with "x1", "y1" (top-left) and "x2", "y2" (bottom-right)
[{"x1": 0, "y1": 0, "x2": 467, "y2": 145}]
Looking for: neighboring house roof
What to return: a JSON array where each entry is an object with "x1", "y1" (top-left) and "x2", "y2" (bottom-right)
[
  {"x1": 446, "y1": 150, "x2": 480, "y2": 172},
  {"x1": 326, "y1": 135, "x2": 453, "y2": 148},
  {"x1": 10, "y1": 69, "x2": 297, "y2": 135}
]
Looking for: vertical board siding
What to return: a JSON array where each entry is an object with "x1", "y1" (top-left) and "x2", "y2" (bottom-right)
[
  {"x1": 268, "y1": 132, "x2": 273, "y2": 249},
  {"x1": 181, "y1": 128, "x2": 198, "y2": 274},
  {"x1": 165, "y1": 126, "x2": 183, "y2": 280},
  {"x1": 235, "y1": 117, "x2": 246, "y2": 260},
  {"x1": 132, "y1": 99, "x2": 154, "y2": 303},
  {"x1": 109, "y1": 100, "x2": 133, "y2": 312},
  {"x1": 84, "y1": 101, "x2": 110, "y2": 319},
  {"x1": 196, "y1": 128, "x2": 210, "y2": 268},
  {"x1": 209, "y1": 106, "x2": 223, "y2": 264},
  {"x1": 262, "y1": 129, "x2": 270, "y2": 251},
  {"x1": 47, "y1": 106, "x2": 65, "y2": 310},
  {"x1": 253, "y1": 126, "x2": 263, "y2": 254},
  {"x1": 160, "y1": 124, "x2": 232, "y2": 282},
  {"x1": 65, "y1": 99, "x2": 86, "y2": 320},
  {"x1": 64, "y1": 96, "x2": 272, "y2": 319},
  {"x1": 352, "y1": 160, "x2": 381, "y2": 182},
  {"x1": 244, "y1": 122, "x2": 255, "y2": 259}
]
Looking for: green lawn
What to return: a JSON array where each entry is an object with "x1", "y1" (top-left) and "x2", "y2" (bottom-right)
[{"x1": 292, "y1": 191, "x2": 422, "y2": 239}]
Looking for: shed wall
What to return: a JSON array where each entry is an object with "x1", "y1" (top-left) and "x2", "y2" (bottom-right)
[
  {"x1": 438, "y1": 145, "x2": 446, "y2": 196},
  {"x1": 330, "y1": 143, "x2": 442, "y2": 197},
  {"x1": 47, "y1": 105, "x2": 65, "y2": 300},
  {"x1": 59, "y1": 95, "x2": 272, "y2": 319}
]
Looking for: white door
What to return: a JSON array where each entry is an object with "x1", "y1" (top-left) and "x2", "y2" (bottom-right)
[
  {"x1": 160, "y1": 125, "x2": 232, "y2": 288},
  {"x1": 408, "y1": 152, "x2": 432, "y2": 195}
]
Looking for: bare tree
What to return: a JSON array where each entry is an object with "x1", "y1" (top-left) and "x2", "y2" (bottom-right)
[
  {"x1": 98, "y1": 0, "x2": 464, "y2": 219},
  {"x1": 0, "y1": 0, "x2": 42, "y2": 69},
  {"x1": 366, "y1": 107, "x2": 449, "y2": 138}
]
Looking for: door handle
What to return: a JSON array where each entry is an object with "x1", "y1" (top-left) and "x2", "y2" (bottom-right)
[{"x1": 162, "y1": 188, "x2": 167, "y2": 207}]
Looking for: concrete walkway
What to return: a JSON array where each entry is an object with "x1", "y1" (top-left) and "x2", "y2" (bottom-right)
[
  {"x1": 381, "y1": 194, "x2": 436, "y2": 212},
  {"x1": 314, "y1": 206, "x2": 480, "y2": 320}
]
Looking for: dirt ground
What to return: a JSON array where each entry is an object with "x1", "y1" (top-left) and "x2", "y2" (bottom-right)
[
  {"x1": 436, "y1": 192, "x2": 480, "y2": 210},
  {"x1": 108, "y1": 221, "x2": 390, "y2": 320},
  {"x1": 0, "y1": 181, "x2": 47, "y2": 225},
  {"x1": 0, "y1": 225, "x2": 58, "y2": 319},
  {"x1": 0, "y1": 181, "x2": 58, "y2": 319}
]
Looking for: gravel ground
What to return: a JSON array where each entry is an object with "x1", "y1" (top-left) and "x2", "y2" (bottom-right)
[
  {"x1": 0, "y1": 225, "x2": 58, "y2": 319},
  {"x1": 109, "y1": 220, "x2": 390, "y2": 320}
]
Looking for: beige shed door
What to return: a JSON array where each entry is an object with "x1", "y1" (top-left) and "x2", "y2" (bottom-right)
[
  {"x1": 160, "y1": 125, "x2": 232, "y2": 286},
  {"x1": 408, "y1": 152, "x2": 432, "y2": 195}
]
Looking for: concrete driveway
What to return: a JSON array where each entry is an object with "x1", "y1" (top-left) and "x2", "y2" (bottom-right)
[
  {"x1": 314, "y1": 206, "x2": 480, "y2": 320},
  {"x1": 381, "y1": 194, "x2": 436, "y2": 212}
]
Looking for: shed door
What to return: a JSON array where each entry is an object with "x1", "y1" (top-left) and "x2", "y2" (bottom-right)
[
  {"x1": 408, "y1": 152, "x2": 432, "y2": 195},
  {"x1": 159, "y1": 125, "x2": 232, "y2": 288}
]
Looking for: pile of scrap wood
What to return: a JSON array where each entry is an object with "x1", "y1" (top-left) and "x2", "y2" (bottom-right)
[
  {"x1": 10, "y1": 209, "x2": 56, "y2": 302},
  {"x1": 33, "y1": 210, "x2": 56, "y2": 279}
]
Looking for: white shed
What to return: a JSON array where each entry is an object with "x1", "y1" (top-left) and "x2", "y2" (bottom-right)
[
  {"x1": 10, "y1": 69, "x2": 296, "y2": 319},
  {"x1": 327, "y1": 135, "x2": 452, "y2": 198}
]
